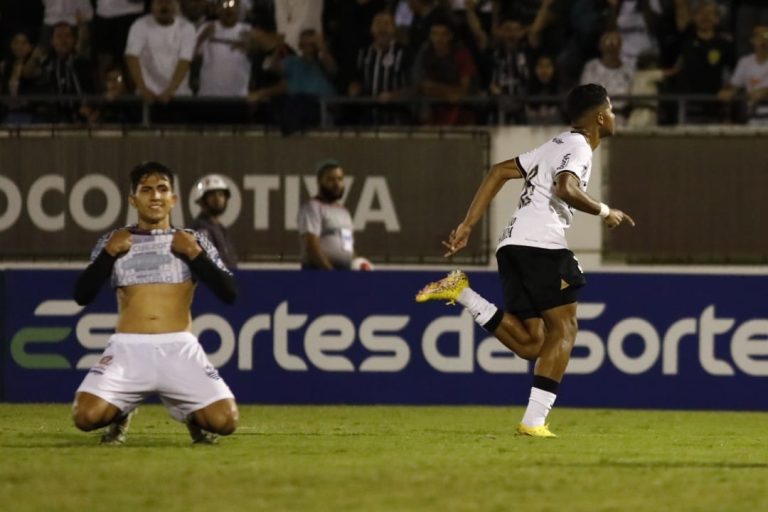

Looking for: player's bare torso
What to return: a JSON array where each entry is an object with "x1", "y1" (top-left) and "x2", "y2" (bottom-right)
[{"x1": 116, "y1": 281, "x2": 195, "y2": 333}]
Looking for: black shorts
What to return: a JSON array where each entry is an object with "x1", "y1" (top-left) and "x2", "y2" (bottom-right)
[{"x1": 495, "y1": 245, "x2": 586, "y2": 320}]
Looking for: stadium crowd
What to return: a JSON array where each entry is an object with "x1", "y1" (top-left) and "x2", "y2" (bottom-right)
[{"x1": 1, "y1": 0, "x2": 768, "y2": 130}]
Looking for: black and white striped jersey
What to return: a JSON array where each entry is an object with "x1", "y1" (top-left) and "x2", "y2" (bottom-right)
[{"x1": 354, "y1": 42, "x2": 409, "y2": 96}]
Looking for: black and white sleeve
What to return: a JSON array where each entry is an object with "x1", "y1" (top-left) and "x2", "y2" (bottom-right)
[{"x1": 187, "y1": 230, "x2": 238, "y2": 304}]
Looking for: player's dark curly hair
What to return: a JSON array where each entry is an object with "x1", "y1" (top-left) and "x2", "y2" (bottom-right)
[
  {"x1": 130, "y1": 161, "x2": 174, "y2": 193},
  {"x1": 564, "y1": 84, "x2": 608, "y2": 123}
]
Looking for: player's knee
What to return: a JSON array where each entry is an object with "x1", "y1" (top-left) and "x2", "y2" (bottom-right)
[
  {"x1": 530, "y1": 329, "x2": 546, "y2": 350},
  {"x1": 72, "y1": 408, "x2": 104, "y2": 432},
  {"x1": 218, "y1": 420, "x2": 237, "y2": 436},
  {"x1": 209, "y1": 407, "x2": 239, "y2": 436},
  {"x1": 517, "y1": 318, "x2": 545, "y2": 347},
  {"x1": 212, "y1": 414, "x2": 238, "y2": 436},
  {"x1": 520, "y1": 330, "x2": 546, "y2": 360}
]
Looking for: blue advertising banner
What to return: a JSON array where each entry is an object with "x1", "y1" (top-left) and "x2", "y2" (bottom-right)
[{"x1": 3, "y1": 269, "x2": 767, "y2": 409}]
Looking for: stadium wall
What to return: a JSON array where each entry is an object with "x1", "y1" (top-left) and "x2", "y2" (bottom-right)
[
  {"x1": 0, "y1": 130, "x2": 491, "y2": 265},
  {"x1": 3, "y1": 126, "x2": 768, "y2": 268},
  {"x1": 3, "y1": 269, "x2": 767, "y2": 410}
]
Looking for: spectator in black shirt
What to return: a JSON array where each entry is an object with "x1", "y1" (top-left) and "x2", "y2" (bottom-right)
[
  {"x1": 486, "y1": 17, "x2": 532, "y2": 123},
  {"x1": 25, "y1": 22, "x2": 94, "y2": 122},
  {"x1": 526, "y1": 53, "x2": 564, "y2": 125},
  {"x1": 675, "y1": 1, "x2": 734, "y2": 122},
  {"x1": 348, "y1": 10, "x2": 412, "y2": 124},
  {"x1": 324, "y1": 0, "x2": 389, "y2": 92},
  {"x1": 0, "y1": 30, "x2": 37, "y2": 123}
]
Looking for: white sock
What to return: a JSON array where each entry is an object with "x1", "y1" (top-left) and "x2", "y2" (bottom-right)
[
  {"x1": 521, "y1": 387, "x2": 557, "y2": 427},
  {"x1": 458, "y1": 287, "x2": 499, "y2": 327}
]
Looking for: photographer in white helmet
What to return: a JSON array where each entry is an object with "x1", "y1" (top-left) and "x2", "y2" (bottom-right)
[{"x1": 191, "y1": 174, "x2": 238, "y2": 269}]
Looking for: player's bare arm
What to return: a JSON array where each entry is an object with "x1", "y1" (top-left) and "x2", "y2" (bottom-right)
[
  {"x1": 444, "y1": 158, "x2": 524, "y2": 257},
  {"x1": 554, "y1": 172, "x2": 635, "y2": 228}
]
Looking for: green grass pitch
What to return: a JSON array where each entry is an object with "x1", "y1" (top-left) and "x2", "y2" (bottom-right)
[{"x1": 1, "y1": 404, "x2": 766, "y2": 511}]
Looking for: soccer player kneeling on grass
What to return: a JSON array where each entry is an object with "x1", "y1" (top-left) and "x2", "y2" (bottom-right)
[
  {"x1": 71, "y1": 162, "x2": 239, "y2": 445},
  {"x1": 416, "y1": 84, "x2": 635, "y2": 437}
]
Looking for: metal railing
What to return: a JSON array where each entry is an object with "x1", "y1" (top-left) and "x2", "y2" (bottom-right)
[{"x1": 0, "y1": 93, "x2": 757, "y2": 129}]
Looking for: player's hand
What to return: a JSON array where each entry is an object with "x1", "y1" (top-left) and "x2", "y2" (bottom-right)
[
  {"x1": 105, "y1": 229, "x2": 132, "y2": 257},
  {"x1": 603, "y1": 208, "x2": 635, "y2": 228},
  {"x1": 172, "y1": 231, "x2": 203, "y2": 260},
  {"x1": 442, "y1": 222, "x2": 472, "y2": 257}
]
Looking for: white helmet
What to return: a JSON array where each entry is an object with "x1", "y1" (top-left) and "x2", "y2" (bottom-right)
[{"x1": 193, "y1": 174, "x2": 231, "y2": 202}]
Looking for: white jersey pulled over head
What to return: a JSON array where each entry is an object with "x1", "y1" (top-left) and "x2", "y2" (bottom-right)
[{"x1": 497, "y1": 131, "x2": 593, "y2": 251}]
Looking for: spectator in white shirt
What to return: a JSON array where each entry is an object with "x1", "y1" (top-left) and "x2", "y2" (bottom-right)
[
  {"x1": 580, "y1": 30, "x2": 634, "y2": 123},
  {"x1": 196, "y1": 0, "x2": 252, "y2": 97},
  {"x1": 125, "y1": 0, "x2": 197, "y2": 103},
  {"x1": 719, "y1": 24, "x2": 768, "y2": 124}
]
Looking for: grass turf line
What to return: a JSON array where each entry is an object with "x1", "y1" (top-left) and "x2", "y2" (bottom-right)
[{"x1": 0, "y1": 404, "x2": 766, "y2": 512}]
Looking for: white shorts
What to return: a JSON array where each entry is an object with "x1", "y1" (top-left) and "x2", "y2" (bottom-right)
[{"x1": 76, "y1": 331, "x2": 235, "y2": 422}]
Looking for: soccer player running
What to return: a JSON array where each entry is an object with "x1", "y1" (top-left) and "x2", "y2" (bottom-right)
[
  {"x1": 416, "y1": 84, "x2": 635, "y2": 437},
  {"x1": 72, "y1": 162, "x2": 239, "y2": 445}
]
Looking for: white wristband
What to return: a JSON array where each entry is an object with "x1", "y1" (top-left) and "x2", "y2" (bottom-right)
[{"x1": 598, "y1": 202, "x2": 610, "y2": 218}]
